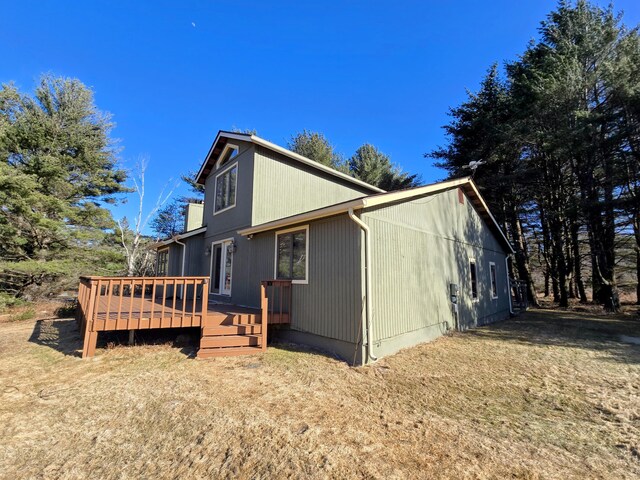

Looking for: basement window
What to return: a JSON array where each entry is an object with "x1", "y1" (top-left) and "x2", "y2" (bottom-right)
[
  {"x1": 214, "y1": 162, "x2": 238, "y2": 214},
  {"x1": 469, "y1": 259, "x2": 478, "y2": 301},
  {"x1": 489, "y1": 262, "x2": 498, "y2": 299},
  {"x1": 275, "y1": 226, "x2": 308, "y2": 284},
  {"x1": 157, "y1": 248, "x2": 169, "y2": 276}
]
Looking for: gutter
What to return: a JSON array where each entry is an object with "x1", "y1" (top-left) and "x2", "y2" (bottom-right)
[{"x1": 347, "y1": 208, "x2": 377, "y2": 364}]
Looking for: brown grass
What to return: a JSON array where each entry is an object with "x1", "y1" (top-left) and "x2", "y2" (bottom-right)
[{"x1": 1, "y1": 308, "x2": 639, "y2": 479}]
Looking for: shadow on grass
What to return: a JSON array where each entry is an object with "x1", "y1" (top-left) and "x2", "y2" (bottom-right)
[
  {"x1": 29, "y1": 318, "x2": 83, "y2": 357},
  {"x1": 29, "y1": 318, "x2": 200, "y2": 358},
  {"x1": 465, "y1": 308, "x2": 640, "y2": 365}
]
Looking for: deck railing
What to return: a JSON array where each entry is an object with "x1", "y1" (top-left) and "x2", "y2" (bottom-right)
[
  {"x1": 76, "y1": 276, "x2": 209, "y2": 358},
  {"x1": 260, "y1": 280, "x2": 292, "y2": 325}
]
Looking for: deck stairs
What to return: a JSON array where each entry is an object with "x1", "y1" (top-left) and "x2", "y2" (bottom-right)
[{"x1": 198, "y1": 310, "x2": 265, "y2": 358}]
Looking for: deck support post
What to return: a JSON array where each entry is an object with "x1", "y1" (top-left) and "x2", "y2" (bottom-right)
[
  {"x1": 128, "y1": 330, "x2": 135, "y2": 345},
  {"x1": 82, "y1": 330, "x2": 98, "y2": 358}
]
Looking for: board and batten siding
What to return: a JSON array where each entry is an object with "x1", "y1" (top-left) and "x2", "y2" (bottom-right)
[
  {"x1": 362, "y1": 187, "x2": 510, "y2": 349},
  {"x1": 202, "y1": 141, "x2": 255, "y2": 238},
  {"x1": 164, "y1": 233, "x2": 205, "y2": 277},
  {"x1": 251, "y1": 145, "x2": 373, "y2": 226},
  {"x1": 245, "y1": 214, "x2": 363, "y2": 345}
]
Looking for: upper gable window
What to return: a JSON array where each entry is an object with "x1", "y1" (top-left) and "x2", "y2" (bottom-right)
[
  {"x1": 217, "y1": 144, "x2": 239, "y2": 168},
  {"x1": 214, "y1": 163, "x2": 238, "y2": 214}
]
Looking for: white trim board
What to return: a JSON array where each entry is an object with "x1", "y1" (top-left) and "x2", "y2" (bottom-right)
[{"x1": 274, "y1": 224, "x2": 309, "y2": 285}]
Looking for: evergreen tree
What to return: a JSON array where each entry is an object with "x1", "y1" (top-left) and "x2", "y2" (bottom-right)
[
  {"x1": 288, "y1": 129, "x2": 348, "y2": 172},
  {"x1": 0, "y1": 75, "x2": 128, "y2": 297},
  {"x1": 349, "y1": 143, "x2": 421, "y2": 191}
]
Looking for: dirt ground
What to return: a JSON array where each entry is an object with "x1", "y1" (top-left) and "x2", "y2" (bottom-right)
[{"x1": 1, "y1": 307, "x2": 639, "y2": 479}]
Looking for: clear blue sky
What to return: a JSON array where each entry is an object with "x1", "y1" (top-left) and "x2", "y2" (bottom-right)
[{"x1": 1, "y1": 1, "x2": 638, "y2": 231}]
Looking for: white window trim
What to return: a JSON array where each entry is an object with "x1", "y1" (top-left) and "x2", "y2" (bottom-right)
[
  {"x1": 274, "y1": 224, "x2": 309, "y2": 285},
  {"x1": 209, "y1": 237, "x2": 235, "y2": 296},
  {"x1": 489, "y1": 261, "x2": 499, "y2": 299},
  {"x1": 213, "y1": 161, "x2": 238, "y2": 216},
  {"x1": 469, "y1": 257, "x2": 479, "y2": 302},
  {"x1": 157, "y1": 247, "x2": 169, "y2": 276},
  {"x1": 215, "y1": 143, "x2": 239, "y2": 169}
]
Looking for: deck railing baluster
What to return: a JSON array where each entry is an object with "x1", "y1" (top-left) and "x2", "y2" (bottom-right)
[{"x1": 171, "y1": 279, "x2": 177, "y2": 326}]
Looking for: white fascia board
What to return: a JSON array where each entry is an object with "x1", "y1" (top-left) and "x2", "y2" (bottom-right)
[{"x1": 195, "y1": 131, "x2": 252, "y2": 183}]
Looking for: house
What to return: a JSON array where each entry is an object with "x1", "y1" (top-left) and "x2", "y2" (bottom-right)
[{"x1": 144, "y1": 130, "x2": 514, "y2": 364}]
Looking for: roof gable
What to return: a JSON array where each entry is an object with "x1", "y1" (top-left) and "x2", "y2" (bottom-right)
[{"x1": 195, "y1": 130, "x2": 385, "y2": 193}]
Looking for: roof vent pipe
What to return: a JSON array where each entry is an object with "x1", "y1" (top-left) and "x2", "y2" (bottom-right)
[{"x1": 348, "y1": 208, "x2": 377, "y2": 363}]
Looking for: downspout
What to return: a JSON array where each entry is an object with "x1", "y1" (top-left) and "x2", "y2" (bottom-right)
[
  {"x1": 174, "y1": 236, "x2": 186, "y2": 300},
  {"x1": 505, "y1": 254, "x2": 514, "y2": 315},
  {"x1": 347, "y1": 208, "x2": 377, "y2": 363}
]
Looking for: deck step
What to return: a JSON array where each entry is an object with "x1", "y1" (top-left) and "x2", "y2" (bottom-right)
[
  {"x1": 202, "y1": 324, "x2": 262, "y2": 336},
  {"x1": 202, "y1": 313, "x2": 260, "y2": 327},
  {"x1": 200, "y1": 334, "x2": 261, "y2": 348},
  {"x1": 197, "y1": 346, "x2": 264, "y2": 359}
]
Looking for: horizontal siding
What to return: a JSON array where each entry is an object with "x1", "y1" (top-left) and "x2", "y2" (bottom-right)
[
  {"x1": 364, "y1": 188, "x2": 510, "y2": 342},
  {"x1": 251, "y1": 146, "x2": 372, "y2": 226}
]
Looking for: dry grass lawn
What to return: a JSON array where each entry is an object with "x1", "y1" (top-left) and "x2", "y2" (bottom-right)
[{"x1": 1, "y1": 307, "x2": 639, "y2": 479}]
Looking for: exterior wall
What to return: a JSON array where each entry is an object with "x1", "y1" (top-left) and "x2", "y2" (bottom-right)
[
  {"x1": 231, "y1": 215, "x2": 365, "y2": 361},
  {"x1": 163, "y1": 233, "x2": 206, "y2": 277},
  {"x1": 202, "y1": 140, "x2": 255, "y2": 238},
  {"x1": 251, "y1": 145, "x2": 373, "y2": 226},
  {"x1": 362, "y1": 187, "x2": 510, "y2": 359}
]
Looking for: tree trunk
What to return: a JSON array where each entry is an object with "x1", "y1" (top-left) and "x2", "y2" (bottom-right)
[{"x1": 509, "y1": 212, "x2": 539, "y2": 307}]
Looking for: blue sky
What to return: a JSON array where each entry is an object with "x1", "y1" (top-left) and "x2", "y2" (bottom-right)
[{"x1": 1, "y1": 1, "x2": 638, "y2": 231}]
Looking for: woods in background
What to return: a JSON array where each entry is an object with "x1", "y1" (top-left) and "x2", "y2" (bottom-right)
[{"x1": 431, "y1": 0, "x2": 640, "y2": 311}]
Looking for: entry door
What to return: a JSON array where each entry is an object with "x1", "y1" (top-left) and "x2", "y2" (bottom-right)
[{"x1": 210, "y1": 240, "x2": 233, "y2": 296}]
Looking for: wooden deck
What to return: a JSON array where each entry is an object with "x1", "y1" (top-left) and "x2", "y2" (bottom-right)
[
  {"x1": 92, "y1": 296, "x2": 261, "y2": 330},
  {"x1": 76, "y1": 276, "x2": 292, "y2": 359}
]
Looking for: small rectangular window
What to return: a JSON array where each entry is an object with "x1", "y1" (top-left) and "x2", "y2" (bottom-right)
[
  {"x1": 214, "y1": 163, "x2": 238, "y2": 213},
  {"x1": 157, "y1": 249, "x2": 169, "y2": 276},
  {"x1": 469, "y1": 259, "x2": 478, "y2": 300},
  {"x1": 275, "y1": 227, "x2": 308, "y2": 283},
  {"x1": 490, "y1": 262, "x2": 498, "y2": 299}
]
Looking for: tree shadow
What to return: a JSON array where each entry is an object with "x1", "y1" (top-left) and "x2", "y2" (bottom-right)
[
  {"x1": 29, "y1": 318, "x2": 83, "y2": 357},
  {"x1": 464, "y1": 309, "x2": 640, "y2": 365}
]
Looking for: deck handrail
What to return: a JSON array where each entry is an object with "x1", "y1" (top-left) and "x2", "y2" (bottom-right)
[
  {"x1": 260, "y1": 280, "x2": 292, "y2": 327},
  {"x1": 76, "y1": 276, "x2": 209, "y2": 358}
]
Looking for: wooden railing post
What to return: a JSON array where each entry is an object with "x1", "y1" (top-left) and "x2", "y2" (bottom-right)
[
  {"x1": 201, "y1": 278, "x2": 209, "y2": 323},
  {"x1": 260, "y1": 281, "x2": 268, "y2": 351},
  {"x1": 82, "y1": 279, "x2": 99, "y2": 358}
]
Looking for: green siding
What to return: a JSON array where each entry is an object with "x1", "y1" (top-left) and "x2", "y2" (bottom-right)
[
  {"x1": 362, "y1": 187, "x2": 510, "y2": 346},
  {"x1": 202, "y1": 141, "x2": 255, "y2": 238},
  {"x1": 238, "y1": 215, "x2": 364, "y2": 345},
  {"x1": 251, "y1": 146, "x2": 373, "y2": 226}
]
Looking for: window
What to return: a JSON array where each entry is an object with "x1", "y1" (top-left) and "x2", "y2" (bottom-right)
[
  {"x1": 489, "y1": 262, "x2": 498, "y2": 299},
  {"x1": 157, "y1": 248, "x2": 169, "y2": 276},
  {"x1": 469, "y1": 259, "x2": 478, "y2": 300},
  {"x1": 214, "y1": 163, "x2": 238, "y2": 214},
  {"x1": 217, "y1": 144, "x2": 239, "y2": 167},
  {"x1": 275, "y1": 226, "x2": 308, "y2": 283}
]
